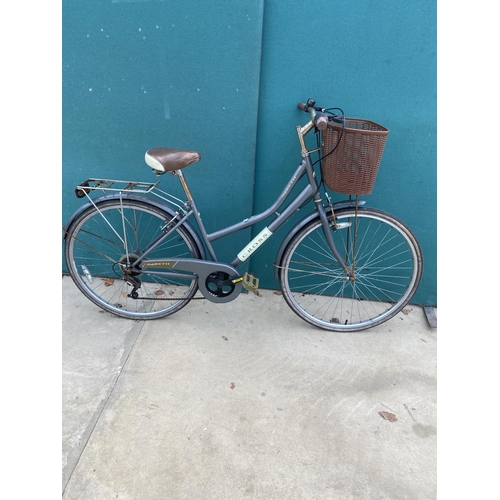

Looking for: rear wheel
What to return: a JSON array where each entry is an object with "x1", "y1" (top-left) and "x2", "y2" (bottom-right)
[
  {"x1": 64, "y1": 199, "x2": 203, "y2": 320},
  {"x1": 279, "y1": 207, "x2": 423, "y2": 331}
]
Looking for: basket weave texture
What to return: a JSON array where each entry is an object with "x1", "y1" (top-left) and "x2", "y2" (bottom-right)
[{"x1": 321, "y1": 118, "x2": 389, "y2": 195}]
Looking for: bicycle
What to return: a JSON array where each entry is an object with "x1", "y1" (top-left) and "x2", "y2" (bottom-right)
[{"x1": 63, "y1": 99, "x2": 423, "y2": 332}]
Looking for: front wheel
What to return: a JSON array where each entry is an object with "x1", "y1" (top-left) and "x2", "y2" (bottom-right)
[{"x1": 278, "y1": 207, "x2": 423, "y2": 332}]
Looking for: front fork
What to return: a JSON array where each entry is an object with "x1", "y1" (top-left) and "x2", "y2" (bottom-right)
[
  {"x1": 303, "y1": 148, "x2": 355, "y2": 280},
  {"x1": 315, "y1": 199, "x2": 354, "y2": 280}
]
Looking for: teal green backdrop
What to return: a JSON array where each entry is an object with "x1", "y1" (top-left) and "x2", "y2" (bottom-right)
[{"x1": 63, "y1": 0, "x2": 436, "y2": 306}]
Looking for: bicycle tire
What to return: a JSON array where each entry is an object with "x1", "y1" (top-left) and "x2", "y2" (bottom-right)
[
  {"x1": 278, "y1": 207, "x2": 423, "y2": 331},
  {"x1": 64, "y1": 198, "x2": 203, "y2": 320}
]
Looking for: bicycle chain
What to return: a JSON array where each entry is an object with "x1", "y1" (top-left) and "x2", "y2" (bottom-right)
[{"x1": 135, "y1": 294, "x2": 205, "y2": 301}]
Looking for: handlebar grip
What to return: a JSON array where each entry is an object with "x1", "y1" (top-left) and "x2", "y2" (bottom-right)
[
  {"x1": 298, "y1": 102, "x2": 308, "y2": 111},
  {"x1": 314, "y1": 114, "x2": 328, "y2": 131}
]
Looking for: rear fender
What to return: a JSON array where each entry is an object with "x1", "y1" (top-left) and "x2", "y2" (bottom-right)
[
  {"x1": 273, "y1": 199, "x2": 366, "y2": 280},
  {"x1": 62, "y1": 193, "x2": 206, "y2": 260}
]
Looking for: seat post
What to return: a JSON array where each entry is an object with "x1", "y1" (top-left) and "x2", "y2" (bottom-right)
[{"x1": 175, "y1": 170, "x2": 194, "y2": 201}]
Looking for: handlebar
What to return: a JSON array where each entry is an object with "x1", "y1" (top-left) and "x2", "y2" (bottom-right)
[
  {"x1": 295, "y1": 98, "x2": 345, "y2": 154},
  {"x1": 297, "y1": 99, "x2": 344, "y2": 129}
]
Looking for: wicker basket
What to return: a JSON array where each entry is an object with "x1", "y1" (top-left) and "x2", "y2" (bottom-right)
[{"x1": 321, "y1": 118, "x2": 389, "y2": 195}]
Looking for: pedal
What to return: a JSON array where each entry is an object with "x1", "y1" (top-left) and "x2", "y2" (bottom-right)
[{"x1": 242, "y1": 272, "x2": 259, "y2": 293}]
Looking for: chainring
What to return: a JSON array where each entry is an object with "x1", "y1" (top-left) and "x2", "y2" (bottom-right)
[{"x1": 205, "y1": 271, "x2": 236, "y2": 298}]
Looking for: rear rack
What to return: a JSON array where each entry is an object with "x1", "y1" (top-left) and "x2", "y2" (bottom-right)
[
  {"x1": 74, "y1": 177, "x2": 188, "y2": 213},
  {"x1": 75, "y1": 178, "x2": 159, "y2": 198}
]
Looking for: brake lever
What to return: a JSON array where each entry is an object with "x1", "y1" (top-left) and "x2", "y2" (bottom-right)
[{"x1": 328, "y1": 114, "x2": 344, "y2": 124}]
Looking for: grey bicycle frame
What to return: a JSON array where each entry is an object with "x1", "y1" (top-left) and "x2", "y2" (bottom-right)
[{"x1": 136, "y1": 152, "x2": 352, "y2": 279}]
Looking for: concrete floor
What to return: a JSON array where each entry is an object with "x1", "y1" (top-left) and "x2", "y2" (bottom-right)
[{"x1": 62, "y1": 275, "x2": 437, "y2": 499}]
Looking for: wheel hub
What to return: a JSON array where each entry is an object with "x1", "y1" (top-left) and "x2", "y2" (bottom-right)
[{"x1": 118, "y1": 254, "x2": 142, "y2": 276}]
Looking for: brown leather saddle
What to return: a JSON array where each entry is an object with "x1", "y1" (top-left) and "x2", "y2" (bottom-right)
[{"x1": 145, "y1": 147, "x2": 201, "y2": 173}]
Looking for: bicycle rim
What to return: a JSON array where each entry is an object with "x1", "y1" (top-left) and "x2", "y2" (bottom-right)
[
  {"x1": 279, "y1": 207, "x2": 423, "y2": 331},
  {"x1": 65, "y1": 199, "x2": 202, "y2": 320}
]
